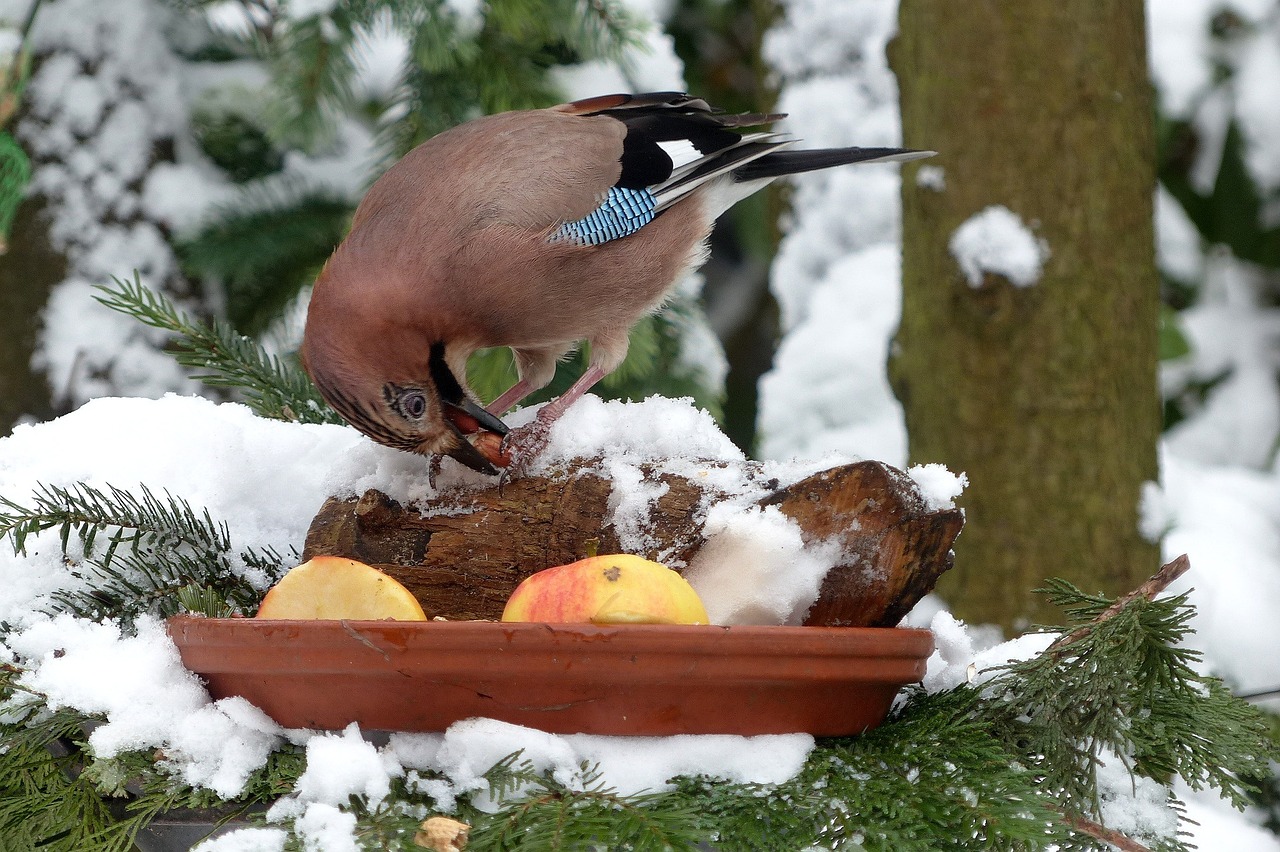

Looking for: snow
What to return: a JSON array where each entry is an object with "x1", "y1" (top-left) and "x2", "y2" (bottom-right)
[
  {"x1": 293, "y1": 804, "x2": 359, "y2": 852},
  {"x1": 915, "y1": 164, "x2": 946, "y2": 191},
  {"x1": 349, "y1": 12, "x2": 409, "y2": 101},
  {"x1": 756, "y1": 0, "x2": 910, "y2": 464},
  {"x1": 0, "y1": 393, "x2": 857, "y2": 836},
  {"x1": 3, "y1": 0, "x2": 1280, "y2": 847},
  {"x1": 15, "y1": 0, "x2": 199, "y2": 404},
  {"x1": 1155, "y1": 184, "x2": 1204, "y2": 284},
  {"x1": 285, "y1": 0, "x2": 340, "y2": 19},
  {"x1": 5, "y1": 614, "x2": 283, "y2": 799},
  {"x1": 1234, "y1": 29, "x2": 1280, "y2": 194},
  {"x1": 907, "y1": 463, "x2": 968, "y2": 512},
  {"x1": 192, "y1": 828, "x2": 287, "y2": 852},
  {"x1": 269, "y1": 724, "x2": 403, "y2": 819},
  {"x1": 758, "y1": 243, "x2": 908, "y2": 465},
  {"x1": 1158, "y1": 453, "x2": 1280, "y2": 697},
  {"x1": 921, "y1": 611, "x2": 1055, "y2": 694},
  {"x1": 399, "y1": 717, "x2": 812, "y2": 809},
  {"x1": 684, "y1": 503, "x2": 842, "y2": 625},
  {"x1": 1097, "y1": 750, "x2": 1181, "y2": 842},
  {"x1": 1161, "y1": 254, "x2": 1280, "y2": 469},
  {"x1": 948, "y1": 205, "x2": 1049, "y2": 289},
  {"x1": 1181, "y1": 778, "x2": 1280, "y2": 852}
]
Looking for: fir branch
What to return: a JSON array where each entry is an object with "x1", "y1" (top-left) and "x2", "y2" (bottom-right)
[
  {"x1": 0, "y1": 481, "x2": 230, "y2": 564},
  {"x1": 0, "y1": 705, "x2": 122, "y2": 852},
  {"x1": 174, "y1": 583, "x2": 237, "y2": 618},
  {"x1": 95, "y1": 273, "x2": 341, "y2": 425},
  {"x1": 570, "y1": 0, "x2": 642, "y2": 61},
  {"x1": 52, "y1": 545, "x2": 265, "y2": 622},
  {"x1": 0, "y1": 480, "x2": 279, "y2": 621},
  {"x1": 263, "y1": 5, "x2": 360, "y2": 149}
]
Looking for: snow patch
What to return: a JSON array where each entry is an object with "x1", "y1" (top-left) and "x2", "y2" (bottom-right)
[
  {"x1": 949, "y1": 205, "x2": 1048, "y2": 288},
  {"x1": 907, "y1": 463, "x2": 967, "y2": 511}
]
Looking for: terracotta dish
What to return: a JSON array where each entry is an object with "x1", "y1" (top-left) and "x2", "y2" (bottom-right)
[{"x1": 166, "y1": 617, "x2": 933, "y2": 736}]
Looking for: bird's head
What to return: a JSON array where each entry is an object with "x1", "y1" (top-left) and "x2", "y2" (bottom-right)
[{"x1": 302, "y1": 336, "x2": 510, "y2": 475}]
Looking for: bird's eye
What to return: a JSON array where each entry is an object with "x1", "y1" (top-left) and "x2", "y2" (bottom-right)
[{"x1": 397, "y1": 390, "x2": 427, "y2": 420}]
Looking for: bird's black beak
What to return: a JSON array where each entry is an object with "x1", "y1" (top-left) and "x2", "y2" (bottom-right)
[{"x1": 441, "y1": 399, "x2": 510, "y2": 475}]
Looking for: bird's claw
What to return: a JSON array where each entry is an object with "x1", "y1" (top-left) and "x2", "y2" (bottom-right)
[{"x1": 496, "y1": 418, "x2": 554, "y2": 488}]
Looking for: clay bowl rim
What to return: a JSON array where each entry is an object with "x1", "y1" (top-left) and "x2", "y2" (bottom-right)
[
  {"x1": 167, "y1": 616, "x2": 934, "y2": 674},
  {"x1": 166, "y1": 617, "x2": 936, "y2": 735}
]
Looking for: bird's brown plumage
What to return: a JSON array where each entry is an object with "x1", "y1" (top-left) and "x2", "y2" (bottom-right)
[{"x1": 302, "y1": 92, "x2": 931, "y2": 474}]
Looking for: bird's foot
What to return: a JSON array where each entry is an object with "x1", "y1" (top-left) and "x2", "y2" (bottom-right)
[{"x1": 496, "y1": 418, "x2": 554, "y2": 487}]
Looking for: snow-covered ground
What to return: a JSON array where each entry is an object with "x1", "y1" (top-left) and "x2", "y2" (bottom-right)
[{"x1": 1, "y1": 0, "x2": 1279, "y2": 848}]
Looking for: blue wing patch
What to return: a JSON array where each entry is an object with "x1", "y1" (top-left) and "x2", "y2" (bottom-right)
[{"x1": 550, "y1": 186, "x2": 657, "y2": 246}]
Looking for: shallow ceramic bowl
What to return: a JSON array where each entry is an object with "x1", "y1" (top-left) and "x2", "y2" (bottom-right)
[{"x1": 166, "y1": 617, "x2": 932, "y2": 736}]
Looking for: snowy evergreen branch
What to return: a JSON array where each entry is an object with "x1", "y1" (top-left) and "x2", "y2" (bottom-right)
[
  {"x1": 989, "y1": 574, "x2": 1273, "y2": 814},
  {"x1": 1, "y1": 547, "x2": 1274, "y2": 848},
  {"x1": 0, "y1": 480, "x2": 230, "y2": 565},
  {"x1": 0, "y1": 481, "x2": 282, "y2": 621},
  {"x1": 0, "y1": 701, "x2": 121, "y2": 851},
  {"x1": 263, "y1": 6, "x2": 361, "y2": 149},
  {"x1": 95, "y1": 273, "x2": 341, "y2": 425},
  {"x1": 471, "y1": 759, "x2": 705, "y2": 851}
]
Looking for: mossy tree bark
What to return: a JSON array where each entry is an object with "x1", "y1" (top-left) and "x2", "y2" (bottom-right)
[
  {"x1": 889, "y1": 3, "x2": 1161, "y2": 629},
  {"x1": 0, "y1": 199, "x2": 60, "y2": 434}
]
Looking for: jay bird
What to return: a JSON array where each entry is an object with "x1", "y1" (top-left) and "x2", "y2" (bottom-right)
[{"x1": 301, "y1": 92, "x2": 932, "y2": 475}]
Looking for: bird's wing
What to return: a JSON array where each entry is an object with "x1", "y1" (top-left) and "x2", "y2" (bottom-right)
[{"x1": 547, "y1": 92, "x2": 793, "y2": 246}]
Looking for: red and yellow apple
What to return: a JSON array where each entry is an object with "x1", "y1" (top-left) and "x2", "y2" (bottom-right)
[
  {"x1": 256, "y1": 555, "x2": 428, "y2": 621},
  {"x1": 501, "y1": 554, "x2": 709, "y2": 625}
]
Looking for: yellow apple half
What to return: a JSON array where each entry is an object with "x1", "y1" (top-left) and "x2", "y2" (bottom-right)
[
  {"x1": 256, "y1": 555, "x2": 428, "y2": 620},
  {"x1": 501, "y1": 554, "x2": 709, "y2": 625}
]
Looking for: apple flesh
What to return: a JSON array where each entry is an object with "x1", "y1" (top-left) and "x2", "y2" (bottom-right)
[
  {"x1": 256, "y1": 555, "x2": 428, "y2": 621},
  {"x1": 501, "y1": 554, "x2": 709, "y2": 625}
]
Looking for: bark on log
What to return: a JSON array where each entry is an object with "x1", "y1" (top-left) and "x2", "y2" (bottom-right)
[{"x1": 303, "y1": 458, "x2": 963, "y2": 627}]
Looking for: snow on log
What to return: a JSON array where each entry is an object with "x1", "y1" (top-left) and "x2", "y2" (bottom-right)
[{"x1": 303, "y1": 458, "x2": 963, "y2": 627}]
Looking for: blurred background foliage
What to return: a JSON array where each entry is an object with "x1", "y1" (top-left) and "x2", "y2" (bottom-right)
[
  {"x1": 1152, "y1": 7, "x2": 1280, "y2": 444},
  {"x1": 4, "y1": 0, "x2": 1278, "y2": 458}
]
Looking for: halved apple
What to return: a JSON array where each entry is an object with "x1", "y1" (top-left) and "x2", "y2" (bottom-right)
[
  {"x1": 256, "y1": 556, "x2": 428, "y2": 620},
  {"x1": 501, "y1": 554, "x2": 709, "y2": 625}
]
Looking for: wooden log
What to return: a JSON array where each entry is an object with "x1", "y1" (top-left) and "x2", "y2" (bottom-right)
[{"x1": 303, "y1": 459, "x2": 963, "y2": 627}]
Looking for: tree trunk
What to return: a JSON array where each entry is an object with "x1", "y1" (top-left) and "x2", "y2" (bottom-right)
[
  {"x1": 890, "y1": 3, "x2": 1161, "y2": 629},
  {"x1": 0, "y1": 199, "x2": 61, "y2": 434}
]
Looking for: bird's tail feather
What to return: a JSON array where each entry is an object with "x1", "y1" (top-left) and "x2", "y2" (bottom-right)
[
  {"x1": 733, "y1": 147, "x2": 934, "y2": 181},
  {"x1": 653, "y1": 136, "x2": 792, "y2": 213}
]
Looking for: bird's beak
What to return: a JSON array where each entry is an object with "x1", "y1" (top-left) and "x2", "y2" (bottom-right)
[{"x1": 441, "y1": 399, "x2": 510, "y2": 474}]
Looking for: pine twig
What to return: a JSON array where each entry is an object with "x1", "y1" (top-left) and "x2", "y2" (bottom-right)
[
  {"x1": 94, "y1": 273, "x2": 340, "y2": 425},
  {"x1": 1049, "y1": 554, "x2": 1191, "y2": 654},
  {"x1": 1058, "y1": 808, "x2": 1153, "y2": 852}
]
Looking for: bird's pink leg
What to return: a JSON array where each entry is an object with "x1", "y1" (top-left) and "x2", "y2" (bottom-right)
[
  {"x1": 499, "y1": 364, "x2": 607, "y2": 479},
  {"x1": 486, "y1": 379, "x2": 535, "y2": 416}
]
